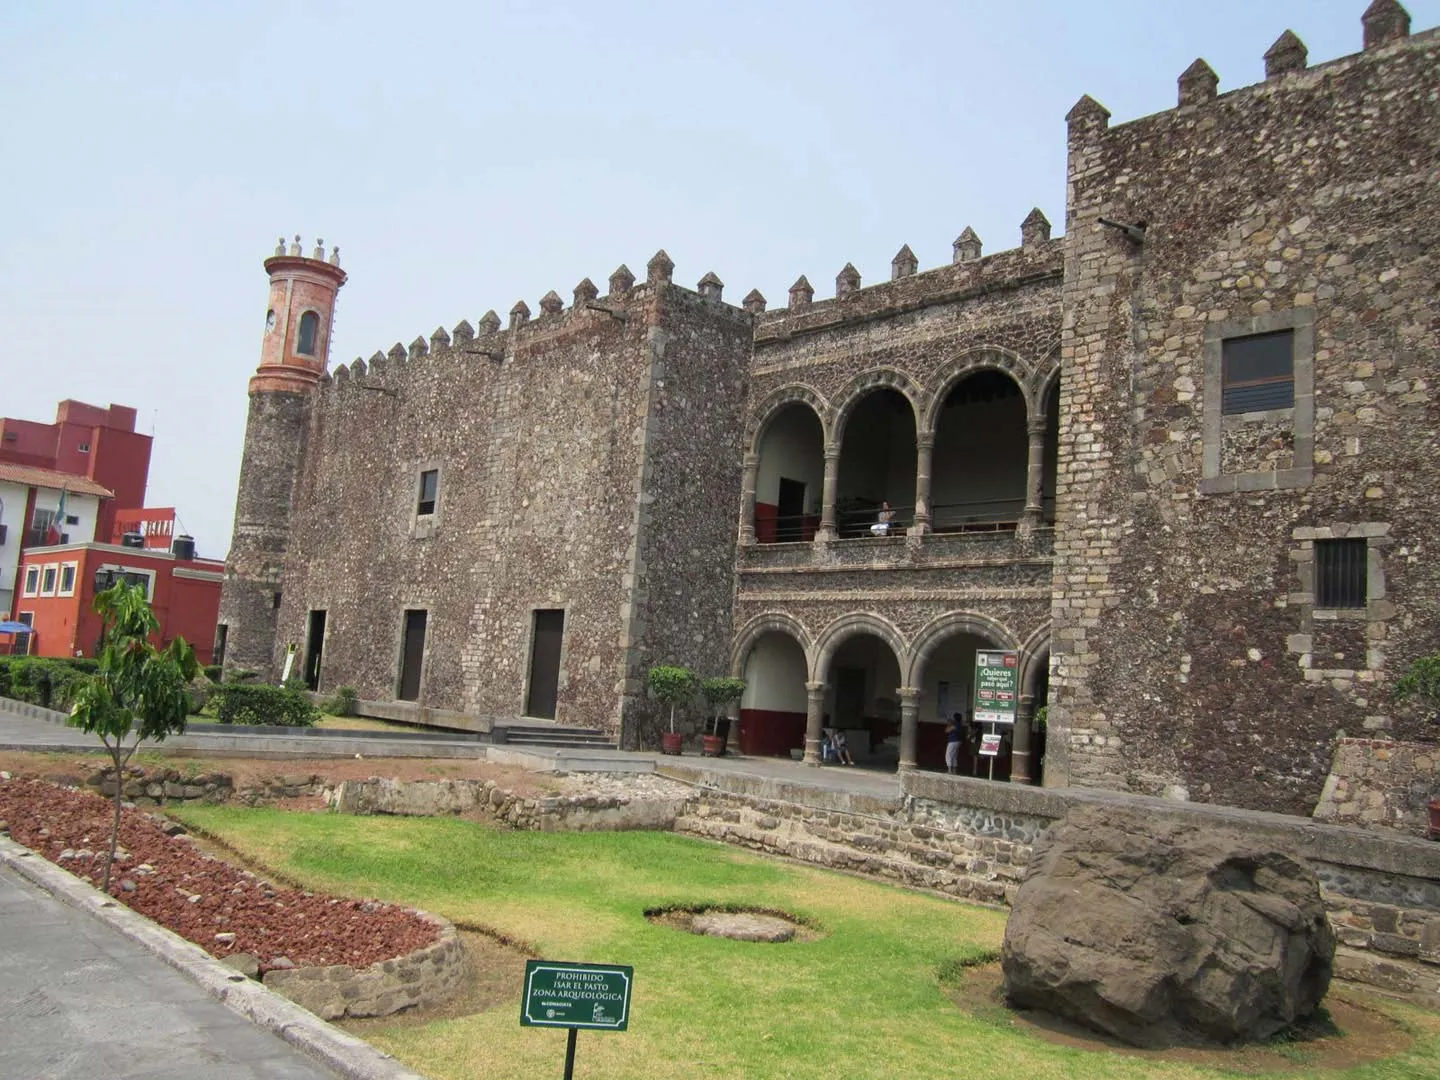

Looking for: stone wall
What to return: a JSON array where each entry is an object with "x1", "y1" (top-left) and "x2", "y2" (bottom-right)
[
  {"x1": 269, "y1": 262, "x2": 751, "y2": 745},
  {"x1": 1049, "y1": 23, "x2": 1440, "y2": 814},
  {"x1": 330, "y1": 776, "x2": 687, "y2": 832},
  {"x1": 84, "y1": 765, "x2": 331, "y2": 808},
  {"x1": 262, "y1": 910, "x2": 465, "y2": 1021},
  {"x1": 1314, "y1": 737, "x2": 1440, "y2": 837}
]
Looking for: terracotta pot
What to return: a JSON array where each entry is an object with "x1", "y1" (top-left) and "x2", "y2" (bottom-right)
[
  {"x1": 661, "y1": 732, "x2": 684, "y2": 756},
  {"x1": 1428, "y1": 797, "x2": 1440, "y2": 841},
  {"x1": 701, "y1": 734, "x2": 726, "y2": 758}
]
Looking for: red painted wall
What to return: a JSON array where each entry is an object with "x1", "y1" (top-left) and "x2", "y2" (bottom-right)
[
  {"x1": 737, "y1": 708, "x2": 807, "y2": 756},
  {"x1": 15, "y1": 546, "x2": 222, "y2": 664}
]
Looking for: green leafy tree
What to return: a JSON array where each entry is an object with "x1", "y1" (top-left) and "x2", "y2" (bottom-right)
[
  {"x1": 68, "y1": 583, "x2": 198, "y2": 891},
  {"x1": 648, "y1": 665, "x2": 695, "y2": 736},
  {"x1": 700, "y1": 676, "x2": 746, "y2": 725}
]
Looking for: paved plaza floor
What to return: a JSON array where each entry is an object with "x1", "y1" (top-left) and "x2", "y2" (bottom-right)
[{"x1": 0, "y1": 864, "x2": 337, "y2": 1080}]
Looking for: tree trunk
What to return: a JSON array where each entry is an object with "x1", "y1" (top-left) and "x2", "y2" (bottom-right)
[{"x1": 101, "y1": 739, "x2": 133, "y2": 894}]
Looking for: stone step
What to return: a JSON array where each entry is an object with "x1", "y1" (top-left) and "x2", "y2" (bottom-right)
[
  {"x1": 501, "y1": 730, "x2": 617, "y2": 749},
  {"x1": 1334, "y1": 946, "x2": 1440, "y2": 1008}
]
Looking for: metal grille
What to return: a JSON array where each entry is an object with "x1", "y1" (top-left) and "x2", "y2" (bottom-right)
[
  {"x1": 1222, "y1": 330, "x2": 1294, "y2": 415},
  {"x1": 1315, "y1": 538, "x2": 1367, "y2": 609}
]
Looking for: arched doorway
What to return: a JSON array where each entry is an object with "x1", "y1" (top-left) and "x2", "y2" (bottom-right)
[
  {"x1": 931, "y1": 369, "x2": 1027, "y2": 531},
  {"x1": 754, "y1": 403, "x2": 824, "y2": 543},
  {"x1": 1021, "y1": 647, "x2": 1051, "y2": 785},
  {"x1": 836, "y1": 389, "x2": 916, "y2": 538},
  {"x1": 913, "y1": 630, "x2": 1014, "y2": 778},
  {"x1": 736, "y1": 630, "x2": 809, "y2": 756},
  {"x1": 1040, "y1": 379, "x2": 1059, "y2": 524},
  {"x1": 821, "y1": 632, "x2": 904, "y2": 768}
]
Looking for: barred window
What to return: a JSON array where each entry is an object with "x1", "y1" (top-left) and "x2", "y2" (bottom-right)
[
  {"x1": 1222, "y1": 330, "x2": 1294, "y2": 414},
  {"x1": 1315, "y1": 538, "x2": 1367, "y2": 609}
]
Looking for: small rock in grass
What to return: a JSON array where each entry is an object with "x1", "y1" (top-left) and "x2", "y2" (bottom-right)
[
  {"x1": 162, "y1": 821, "x2": 186, "y2": 837},
  {"x1": 270, "y1": 956, "x2": 295, "y2": 970},
  {"x1": 214, "y1": 932, "x2": 237, "y2": 945},
  {"x1": 120, "y1": 879, "x2": 137, "y2": 893},
  {"x1": 222, "y1": 953, "x2": 260, "y2": 979},
  {"x1": 0, "y1": 771, "x2": 11, "y2": 781}
]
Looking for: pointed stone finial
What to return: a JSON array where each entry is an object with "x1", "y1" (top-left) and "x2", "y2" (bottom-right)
[
  {"x1": 409, "y1": 336, "x2": 428, "y2": 360},
  {"x1": 1178, "y1": 58, "x2": 1219, "y2": 108},
  {"x1": 368, "y1": 353, "x2": 386, "y2": 377},
  {"x1": 891, "y1": 245, "x2": 918, "y2": 281},
  {"x1": 646, "y1": 249, "x2": 674, "y2": 285},
  {"x1": 431, "y1": 325, "x2": 451, "y2": 350},
  {"x1": 539, "y1": 290, "x2": 564, "y2": 316},
  {"x1": 289, "y1": 234, "x2": 303, "y2": 256},
  {"x1": 510, "y1": 300, "x2": 531, "y2": 330},
  {"x1": 835, "y1": 263, "x2": 861, "y2": 298},
  {"x1": 370, "y1": 350, "x2": 385, "y2": 366},
  {"x1": 333, "y1": 362, "x2": 350, "y2": 384},
  {"x1": 1263, "y1": 30, "x2": 1308, "y2": 78},
  {"x1": 452, "y1": 319, "x2": 474, "y2": 344},
  {"x1": 1020, "y1": 209, "x2": 1051, "y2": 250},
  {"x1": 312, "y1": 238, "x2": 325, "y2": 260},
  {"x1": 573, "y1": 278, "x2": 599, "y2": 307},
  {"x1": 328, "y1": 245, "x2": 341, "y2": 267},
  {"x1": 609, "y1": 264, "x2": 635, "y2": 295},
  {"x1": 788, "y1": 275, "x2": 814, "y2": 308},
  {"x1": 697, "y1": 271, "x2": 724, "y2": 301},
  {"x1": 478, "y1": 310, "x2": 501, "y2": 336},
  {"x1": 351, "y1": 357, "x2": 367, "y2": 378},
  {"x1": 1363, "y1": 0, "x2": 1410, "y2": 49},
  {"x1": 274, "y1": 236, "x2": 286, "y2": 256},
  {"x1": 1065, "y1": 94, "x2": 1111, "y2": 138},
  {"x1": 388, "y1": 342, "x2": 407, "y2": 363},
  {"x1": 953, "y1": 227, "x2": 982, "y2": 264},
  {"x1": 742, "y1": 289, "x2": 767, "y2": 315}
]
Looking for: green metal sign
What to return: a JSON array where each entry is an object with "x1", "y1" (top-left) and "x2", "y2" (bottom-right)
[
  {"x1": 521, "y1": 960, "x2": 633, "y2": 1031},
  {"x1": 972, "y1": 650, "x2": 1019, "y2": 725}
]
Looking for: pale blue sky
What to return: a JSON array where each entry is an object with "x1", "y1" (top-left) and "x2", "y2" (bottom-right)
[{"x1": 3, "y1": 0, "x2": 1434, "y2": 556}]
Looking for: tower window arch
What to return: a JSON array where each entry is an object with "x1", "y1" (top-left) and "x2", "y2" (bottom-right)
[{"x1": 296, "y1": 310, "x2": 320, "y2": 356}]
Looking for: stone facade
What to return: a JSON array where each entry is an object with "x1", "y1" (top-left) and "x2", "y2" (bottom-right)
[
  {"x1": 1314, "y1": 737, "x2": 1440, "y2": 837},
  {"x1": 220, "y1": 6, "x2": 1440, "y2": 814}
]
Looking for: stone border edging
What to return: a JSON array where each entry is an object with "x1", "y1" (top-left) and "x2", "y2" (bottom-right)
[{"x1": 0, "y1": 835, "x2": 430, "y2": 1080}]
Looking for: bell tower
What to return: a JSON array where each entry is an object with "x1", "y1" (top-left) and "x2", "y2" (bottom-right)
[{"x1": 218, "y1": 237, "x2": 346, "y2": 679}]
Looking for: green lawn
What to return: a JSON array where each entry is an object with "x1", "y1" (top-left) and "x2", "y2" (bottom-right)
[{"x1": 171, "y1": 806, "x2": 1440, "y2": 1080}]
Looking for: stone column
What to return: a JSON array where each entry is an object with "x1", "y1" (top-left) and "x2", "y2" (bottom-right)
[
  {"x1": 739, "y1": 452, "x2": 759, "y2": 545},
  {"x1": 898, "y1": 687, "x2": 922, "y2": 771},
  {"x1": 803, "y1": 681, "x2": 827, "y2": 765},
  {"x1": 1020, "y1": 417, "x2": 1047, "y2": 530},
  {"x1": 908, "y1": 435, "x2": 933, "y2": 536},
  {"x1": 1012, "y1": 694, "x2": 1034, "y2": 785},
  {"x1": 814, "y1": 448, "x2": 840, "y2": 543}
]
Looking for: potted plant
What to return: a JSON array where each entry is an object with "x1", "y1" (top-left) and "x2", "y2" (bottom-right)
[
  {"x1": 700, "y1": 676, "x2": 746, "y2": 757},
  {"x1": 1391, "y1": 653, "x2": 1440, "y2": 839},
  {"x1": 648, "y1": 665, "x2": 695, "y2": 756}
]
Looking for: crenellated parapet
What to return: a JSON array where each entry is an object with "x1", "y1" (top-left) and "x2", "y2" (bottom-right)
[{"x1": 753, "y1": 212, "x2": 1064, "y2": 343}]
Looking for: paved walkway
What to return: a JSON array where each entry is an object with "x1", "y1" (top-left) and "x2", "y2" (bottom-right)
[{"x1": 0, "y1": 864, "x2": 337, "y2": 1080}]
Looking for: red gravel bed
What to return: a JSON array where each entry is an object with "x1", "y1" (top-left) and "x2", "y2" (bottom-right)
[{"x1": 0, "y1": 777, "x2": 438, "y2": 974}]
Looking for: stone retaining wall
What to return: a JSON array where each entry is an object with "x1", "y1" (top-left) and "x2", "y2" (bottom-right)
[
  {"x1": 1314, "y1": 738, "x2": 1440, "y2": 838},
  {"x1": 330, "y1": 777, "x2": 687, "y2": 832},
  {"x1": 85, "y1": 766, "x2": 330, "y2": 808},
  {"x1": 261, "y1": 910, "x2": 465, "y2": 1020}
]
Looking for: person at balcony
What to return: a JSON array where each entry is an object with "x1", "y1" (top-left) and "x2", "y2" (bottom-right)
[
  {"x1": 945, "y1": 714, "x2": 964, "y2": 774},
  {"x1": 870, "y1": 501, "x2": 895, "y2": 536}
]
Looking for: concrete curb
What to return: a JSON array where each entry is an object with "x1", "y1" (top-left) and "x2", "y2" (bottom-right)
[{"x1": 0, "y1": 835, "x2": 430, "y2": 1080}]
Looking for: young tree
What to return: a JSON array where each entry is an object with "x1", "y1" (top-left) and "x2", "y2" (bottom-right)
[
  {"x1": 68, "y1": 582, "x2": 198, "y2": 891},
  {"x1": 648, "y1": 665, "x2": 695, "y2": 736}
]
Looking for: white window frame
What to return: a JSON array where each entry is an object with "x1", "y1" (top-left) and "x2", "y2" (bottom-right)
[
  {"x1": 39, "y1": 563, "x2": 59, "y2": 597},
  {"x1": 22, "y1": 566, "x2": 40, "y2": 597},
  {"x1": 58, "y1": 562, "x2": 78, "y2": 597}
]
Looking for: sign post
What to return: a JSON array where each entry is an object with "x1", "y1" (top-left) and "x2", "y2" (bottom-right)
[
  {"x1": 972, "y1": 650, "x2": 1019, "y2": 781},
  {"x1": 521, "y1": 960, "x2": 633, "y2": 1079}
]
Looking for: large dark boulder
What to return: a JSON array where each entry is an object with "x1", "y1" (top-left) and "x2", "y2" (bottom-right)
[{"x1": 1001, "y1": 804, "x2": 1334, "y2": 1047}]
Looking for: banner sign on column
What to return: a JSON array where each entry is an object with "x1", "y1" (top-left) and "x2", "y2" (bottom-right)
[{"x1": 972, "y1": 650, "x2": 1019, "y2": 725}]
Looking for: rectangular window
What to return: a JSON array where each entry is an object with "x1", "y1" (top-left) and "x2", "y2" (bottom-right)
[
  {"x1": 1315, "y1": 538, "x2": 1367, "y2": 609},
  {"x1": 1222, "y1": 330, "x2": 1294, "y2": 414},
  {"x1": 17, "y1": 612, "x2": 34, "y2": 656},
  {"x1": 78, "y1": 442, "x2": 90, "y2": 453},
  {"x1": 64, "y1": 514, "x2": 79, "y2": 526},
  {"x1": 28, "y1": 508, "x2": 57, "y2": 546},
  {"x1": 40, "y1": 564, "x2": 58, "y2": 596},
  {"x1": 417, "y1": 469, "x2": 439, "y2": 516},
  {"x1": 22, "y1": 566, "x2": 40, "y2": 596},
  {"x1": 94, "y1": 569, "x2": 153, "y2": 600},
  {"x1": 58, "y1": 563, "x2": 77, "y2": 597}
]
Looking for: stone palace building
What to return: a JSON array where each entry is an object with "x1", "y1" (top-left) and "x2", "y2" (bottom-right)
[{"x1": 221, "y1": 2, "x2": 1439, "y2": 818}]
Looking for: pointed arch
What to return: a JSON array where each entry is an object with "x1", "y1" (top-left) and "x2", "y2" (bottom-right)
[
  {"x1": 905, "y1": 610, "x2": 1020, "y2": 686},
  {"x1": 921, "y1": 347, "x2": 1035, "y2": 435},
  {"x1": 744, "y1": 384, "x2": 831, "y2": 457},
  {"x1": 730, "y1": 612, "x2": 814, "y2": 677},
  {"x1": 1030, "y1": 344, "x2": 1061, "y2": 417},
  {"x1": 812, "y1": 612, "x2": 908, "y2": 684},
  {"x1": 1017, "y1": 622, "x2": 1053, "y2": 698}
]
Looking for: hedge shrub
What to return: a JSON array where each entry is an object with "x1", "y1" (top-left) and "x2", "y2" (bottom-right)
[
  {"x1": 211, "y1": 682, "x2": 320, "y2": 727},
  {"x1": 0, "y1": 657, "x2": 97, "y2": 711},
  {"x1": 323, "y1": 685, "x2": 360, "y2": 718}
]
